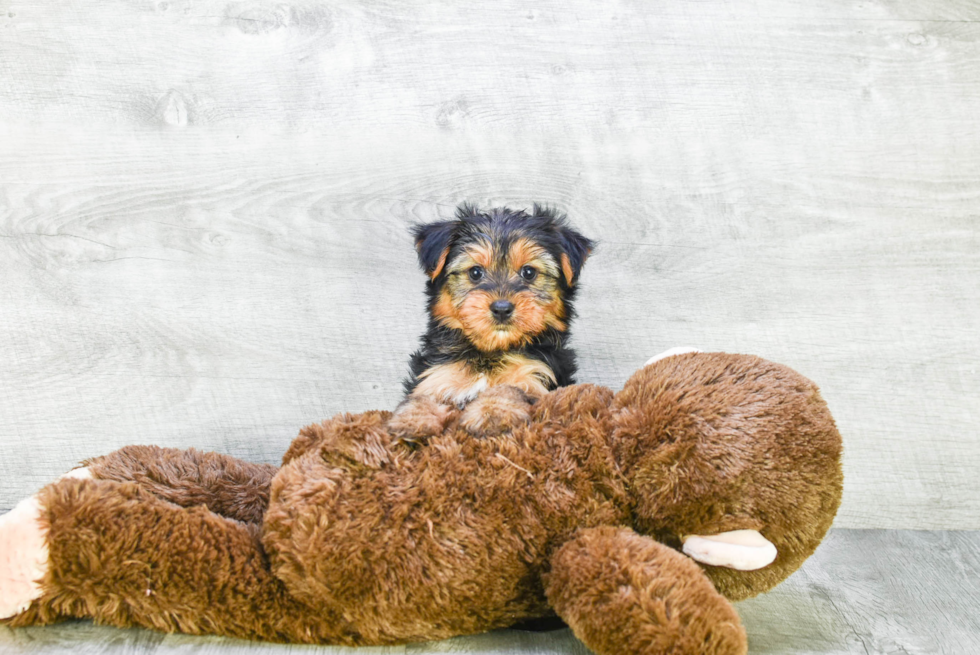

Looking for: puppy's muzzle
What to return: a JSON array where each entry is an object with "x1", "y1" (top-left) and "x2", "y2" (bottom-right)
[{"x1": 490, "y1": 300, "x2": 515, "y2": 323}]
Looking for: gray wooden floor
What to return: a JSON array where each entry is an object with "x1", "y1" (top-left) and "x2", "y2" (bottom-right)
[{"x1": 0, "y1": 530, "x2": 977, "y2": 655}]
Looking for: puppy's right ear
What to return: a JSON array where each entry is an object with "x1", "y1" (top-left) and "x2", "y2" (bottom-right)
[{"x1": 411, "y1": 221, "x2": 455, "y2": 280}]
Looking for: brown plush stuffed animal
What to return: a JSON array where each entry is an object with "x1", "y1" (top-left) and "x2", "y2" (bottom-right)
[{"x1": 0, "y1": 350, "x2": 842, "y2": 655}]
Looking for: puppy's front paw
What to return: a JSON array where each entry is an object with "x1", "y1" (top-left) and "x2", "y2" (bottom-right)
[
  {"x1": 460, "y1": 385, "x2": 533, "y2": 437},
  {"x1": 388, "y1": 395, "x2": 455, "y2": 445},
  {"x1": 0, "y1": 495, "x2": 49, "y2": 619}
]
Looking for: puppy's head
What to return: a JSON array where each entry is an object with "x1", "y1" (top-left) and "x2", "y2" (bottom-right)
[{"x1": 412, "y1": 204, "x2": 594, "y2": 352}]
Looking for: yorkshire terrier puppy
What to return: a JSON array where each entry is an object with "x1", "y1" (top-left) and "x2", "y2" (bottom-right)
[{"x1": 389, "y1": 204, "x2": 593, "y2": 442}]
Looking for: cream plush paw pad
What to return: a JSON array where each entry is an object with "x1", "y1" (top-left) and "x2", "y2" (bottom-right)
[
  {"x1": 682, "y1": 529, "x2": 777, "y2": 571},
  {"x1": 59, "y1": 467, "x2": 92, "y2": 481},
  {"x1": 645, "y1": 347, "x2": 703, "y2": 367},
  {"x1": 0, "y1": 495, "x2": 49, "y2": 618}
]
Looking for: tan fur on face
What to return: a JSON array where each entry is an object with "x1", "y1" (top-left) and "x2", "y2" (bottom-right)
[
  {"x1": 458, "y1": 291, "x2": 530, "y2": 351},
  {"x1": 505, "y1": 239, "x2": 562, "y2": 283},
  {"x1": 459, "y1": 290, "x2": 566, "y2": 352},
  {"x1": 433, "y1": 239, "x2": 566, "y2": 352},
  {"x1": 432, "y1": 288, "x2": 464, "y2": 330},
  {"x1": 512, "y1": 291, "x2": 566, "y2": 336},
  {"x1": 465, "y1": 242, "x2": 496, "y2": 269},
  {"x1": 507, "y1": 238, "x2": 547, "y2": 271},
  {"x1": 441, "y1": 281, "x2": 565, "y2": 352}
]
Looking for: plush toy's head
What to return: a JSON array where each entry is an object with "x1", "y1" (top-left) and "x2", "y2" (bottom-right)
[{"x1": 609, "y1": 352, "x2": 843, "y2": 600}]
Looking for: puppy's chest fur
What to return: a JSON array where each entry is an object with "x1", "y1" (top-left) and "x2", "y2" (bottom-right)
[{"x1": 414, "y1": 354, "x2": 556, "y2": 407}]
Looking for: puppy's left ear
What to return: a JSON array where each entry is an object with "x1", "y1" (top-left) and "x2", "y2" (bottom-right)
[
  {"x1": 532, "y1": 204, "x2": 594, "y2": 286},
  {"x1": 411, "y1": 221, "x2": 456, "y2": 280},
  {"x1": 558, "y1": 229, "x2": 594, "y2": 286},
  {"x1": 554, "y1": 222, "x2": 594, "y2": 287}
]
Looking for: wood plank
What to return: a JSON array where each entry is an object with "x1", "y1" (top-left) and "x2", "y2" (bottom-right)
[
  {"x1": 157, "y1": 633, "x2": 405, "y2": 655},
  {"x1": 0, "y1": 623, "x2": 165, "y2": 655},
  {"x1": 404, "y1": 630, "x2": 591, "y2": 654},
  {"x1": 740, "y1": 529, "x2": 980, "y2": 653}
]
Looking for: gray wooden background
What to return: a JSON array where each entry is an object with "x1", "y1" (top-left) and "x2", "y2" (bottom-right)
[{"x1": 1, "y1": 0, "x2": 978, "y2": 536}]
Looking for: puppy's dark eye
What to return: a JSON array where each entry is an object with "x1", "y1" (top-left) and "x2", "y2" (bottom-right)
[
  {"x1": 520, "y1": 265, "x2": 538, "y2": 282},
  {"x1": 468, "y1": 266, "x2": 484, "y2": 282}
]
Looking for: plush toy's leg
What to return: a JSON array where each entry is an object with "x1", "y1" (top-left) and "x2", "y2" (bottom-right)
[
  {"x1": 0, "y1": 496, "x2": 48, "y2": 619},
  {"x1": 545, "y1": 526, "x2": 747, "y2": 655},
  {"x1": 0, "y1": 476, "x2": 340, "y2": 643},
  {"x1": 83, "y1": 445, "x2": 278, "y2": 524}
]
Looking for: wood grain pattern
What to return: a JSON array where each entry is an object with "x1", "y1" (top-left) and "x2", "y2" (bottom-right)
[
  {"x1": 0, "y1": 623, "x2": 165, "y2": 654},
  {"x1": 739, "y1": 529, "x2": 980, "y2": 653},
  {"x1": 1, "y1": 0, "x2": 979, "y2": 530}
]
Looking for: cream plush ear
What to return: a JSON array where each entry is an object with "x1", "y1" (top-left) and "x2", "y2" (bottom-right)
[
  {"x1": 682, "y1": 530, "x2": 777, "y2": 571},
  {"x1": 645, "y1": 347, "x2": 703, "y2": 366}
]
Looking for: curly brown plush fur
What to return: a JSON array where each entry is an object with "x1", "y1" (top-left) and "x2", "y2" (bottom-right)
[
  {"x1": 546, "y1": 526, "x2": 748, "y2": 655},
  {"x1": 3, "y1": 352, "x2": 842, "y2": 655}
]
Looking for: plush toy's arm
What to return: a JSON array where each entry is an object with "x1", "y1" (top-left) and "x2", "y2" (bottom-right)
[
  {"x1": 83, "y1": 445, "x2": 278, "y2": 524},
  {"x1": 283, "y1": 410, "x2": 403, "y2": 467},
  {"x1": 545, "y1": 527, "x2": 747, "y2": 655},
  {"x1": 0, "y1": 476, "x2": 352, "y2": 644}
]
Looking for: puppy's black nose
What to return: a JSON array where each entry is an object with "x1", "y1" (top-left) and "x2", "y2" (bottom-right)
[{"x1": 490, "y1": 300, "x2": 515, "y2": 322}]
